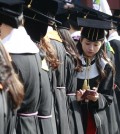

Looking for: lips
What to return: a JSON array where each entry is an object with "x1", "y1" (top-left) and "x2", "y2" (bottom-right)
[
  {"x1": 86, "y1": 52, "x2": 94, "y2": 57},
  {"x1": 87, "y1": 51, "x2": 94, "y2": 54}
]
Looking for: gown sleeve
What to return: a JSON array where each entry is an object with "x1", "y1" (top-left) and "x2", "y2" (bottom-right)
[
  {"x1": 110, "y1": 40, "x2": 120, "y2": 88},
  {"x1": 90, "y1": 64, "x2": 114, "y2": 110}
]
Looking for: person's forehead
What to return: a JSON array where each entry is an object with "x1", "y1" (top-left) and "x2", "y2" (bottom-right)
[{"x1": 84, "y1": 38, "x2": 102, "y2": 43}]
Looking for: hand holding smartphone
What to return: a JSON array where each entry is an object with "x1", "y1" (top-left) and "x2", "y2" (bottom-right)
[{"x1": 81, "y1": 89, "x2": 97, "y2": 99}]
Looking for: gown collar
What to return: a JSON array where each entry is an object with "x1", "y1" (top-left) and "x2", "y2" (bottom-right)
[
  {"x1": 77, "y1": 55, "x2": 108, "y2": 79},
  {"x1": 2, "y1": 26, "x2": 39, "y2": 54},
  {"x1": 71, "y1": 31, "x2": 81, "y2": 41},
  {"x1": 108, "y1": 31, "x2": 120, "y2": 42}
]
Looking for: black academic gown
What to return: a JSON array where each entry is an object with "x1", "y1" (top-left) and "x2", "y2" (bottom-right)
[
  {"x1": 50, "y1": 39, "x2": 70, "y2": 134},
  {"x1": 48, "y1": 66, "x2": 58, "y2": 134},
  {"x1": 77, "y1": 58, "x2": 114, "y2": 134},
  {"x1": 37, "y1": 51, "x2": 53, "y2": 134},
  {"x1": 0, "y1": 90, "x2": 16, "y2": 134},
  {"x1": 107, "y1": 39, "x2": 120, "y2": 134},
  {"x1": 65, "y1": 53, "x2": 84, "y2": 134},
  {"x1": 0, "y1": 91, "x2": 6, "y2": 134},
  {"x1": 105, "y1": 90, "x2": 120, "y2": 134},
  {"x1": 2, "y1": 26, "x2": 41, "y2": 134},
  {"x1": 11, "y1": 54, "x2": 41, "y2": 134},
  {"x1": 109, "y1": 39, "x2": 120, "y2": 112}
]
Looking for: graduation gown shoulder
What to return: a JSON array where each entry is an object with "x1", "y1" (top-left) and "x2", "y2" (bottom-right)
[{"x1": 11, "y1": 54, "x2": 41, "y2": 134}]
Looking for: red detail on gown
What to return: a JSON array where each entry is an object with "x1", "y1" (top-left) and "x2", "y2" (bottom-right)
[{"x1": 86, "y1": 112, "x2": 97, "y2": 134}]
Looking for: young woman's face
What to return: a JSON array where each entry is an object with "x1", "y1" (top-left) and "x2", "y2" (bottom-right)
[{"x1": 80, "y1": 38, "x2": 103, "y2": 58}]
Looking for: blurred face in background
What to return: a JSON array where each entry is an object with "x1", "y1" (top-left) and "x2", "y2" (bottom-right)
[{"x1": 0, "y1": 23, "x2": 13, "y2": 39}]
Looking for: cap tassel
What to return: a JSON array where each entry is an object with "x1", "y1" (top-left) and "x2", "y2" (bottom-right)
[
  {"x1": 28, "y1": 0, "x2": 33, "y2": 8},
  {"x1": 67, "y1": 14, "x2": 70, "y2": 20},
  {"x1": 82, "y1": 58, "x2": 91, "y2": 90},
  {"x1": 82, "y1": 79, "x2": 90, "y2": 90}
]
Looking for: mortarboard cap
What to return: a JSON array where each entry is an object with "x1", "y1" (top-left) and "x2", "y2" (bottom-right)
[
  {"x1": 76, "y1": 8, "x2": 115, "y2": 41},
  {"x1": 54, "y1": 0, "x2": 120, "y2": 41},
  {"x1": 0, "y1": 0, "x2": 24, "y2": 28},
  {"x1": 55, "y1": 13, "x2": 70, "y2": 29},
  {"x1": 54, "y1": 0, "x2": 120, "y2": 28},
  {"x1": 81, "y1": 27, "x2": 105, "y2": 42},
  {"x1": 23, "y1": 0, "x2": 61, "y2": 42},
  {"x1": 76, "y1": 6, "x2": 116, "y2": 30},
  {"x1": 0, "y1": 0, "x2": 24, "y2": 5},
  {"x1": 77, "y1": 13, "x2": 112, "y2": 41},
  {"x1": 77, "y1": 7, "x2": 120, "y2": 40},
  {"x1": 113, "y1": 10, "x2": 120, "y2": 34},
  {"x1": 55, "y1": 11, "x2": 83, "y2": 30},
  {"x1": 68, "y1": 11, "x2": 84, "y2": 30},
  {"x1": 55, "y1": 0, "x2": 78, "y2": 29},
  {"x1": 24, "y1": 0, "x2": 59, "y2": 22},
  {"x1": 46, "y1": 0, "x2": 58, "y2": 16}
]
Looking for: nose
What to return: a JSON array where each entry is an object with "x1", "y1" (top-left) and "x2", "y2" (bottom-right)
[{"x1": 88, "y1": 44, "x2": 94, "y2": 51}]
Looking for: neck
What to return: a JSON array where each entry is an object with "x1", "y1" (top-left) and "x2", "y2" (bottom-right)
[
  {"x1": 109, "y1": 29, "x2": 116, "y2": 36},
  {"x1": 83, "y1": 54, "x2": 94, "y2": 61},
  {"x1": 0, "y1": 24, "x2": 13, "y2": 40}
]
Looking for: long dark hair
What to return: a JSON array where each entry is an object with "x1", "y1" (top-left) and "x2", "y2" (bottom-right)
[
  {"x1": 0, "y1": 43, "x2": 24, "y2": 109},
  {"x1": 57, "y1": 28, "x2": 82, "y2": 72},
  {"x1": 38, "y1": 37, "x2": 60, "y2": 69},
  {"x1": 76, "y1": 38, "x2": 115, "y2": 80}
]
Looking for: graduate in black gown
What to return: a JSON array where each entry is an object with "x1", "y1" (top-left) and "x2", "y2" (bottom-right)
[
  {"x1": 57, "y1": 28, "x2": 84, "y2": 134},
  {"x1": 44, "y1": 1, "x2": 71, "y2": 134},
  {"x1": 0, "y1": 43, "x2": 24, "y2": 134},
  {"x1": 108, "y1": 29, "x2": 120, "y2": 112},
  {"x1": 106, "y1": 29, "x2": 120, "y2": 134},
  {"x1": 23, "y1": 1, "x2": 60, "y2": 134},
  {"x1": 76, "y1": 13, "x2": 119, "y2": 134},
  {"x1": 0, "y1": 1, "x2": 42, "y2": 134},
  {"x1": 49, "y1": 29, "x2": 70, "y2": 134},
  {"x1": 38, "y1": 37, "x2": 60, "y2": 134}
]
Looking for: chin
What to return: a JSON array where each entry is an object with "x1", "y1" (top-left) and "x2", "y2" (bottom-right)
[{"x1": 86, "y1": 54, "x2": 95, "y2": 58}]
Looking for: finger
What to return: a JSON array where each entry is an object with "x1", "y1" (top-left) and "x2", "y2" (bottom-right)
[
  {"x1": 76, "y1": 91, "x2": 83, "y2": 101},
  {"x1": 92, "y1": 87, "x2": 98, "y2": 91},
  {"x1": 77, "y1": 90, "x2": 82, "y2": 95},
  {"x1": 79, "y1": 89, "x2": 86, "y2": 95},
  {"x1": 87, "y1": 95, "x2": 98, "y2": 102}
]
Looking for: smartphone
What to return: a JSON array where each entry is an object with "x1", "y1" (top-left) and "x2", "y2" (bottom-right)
[{"x1": 81, "y1": 90, "x2": 96, "y2": 99}]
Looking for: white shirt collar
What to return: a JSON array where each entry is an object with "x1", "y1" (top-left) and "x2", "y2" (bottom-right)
[
  {"x1": 108, "y1": 31, "x2": 120, "y2": 42},
  {"x1": 77, "y1": 56, "x2": 108, "y2": 79},
  {"x1": 47, "y1": 26, "x2": 54, "y2": 32},
  {"x1": 71, "y1": 31, "x2": 81, "y2": 38},
  {"x1": 2, "y1": 26, "x2": 39, "y2": 54}
]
